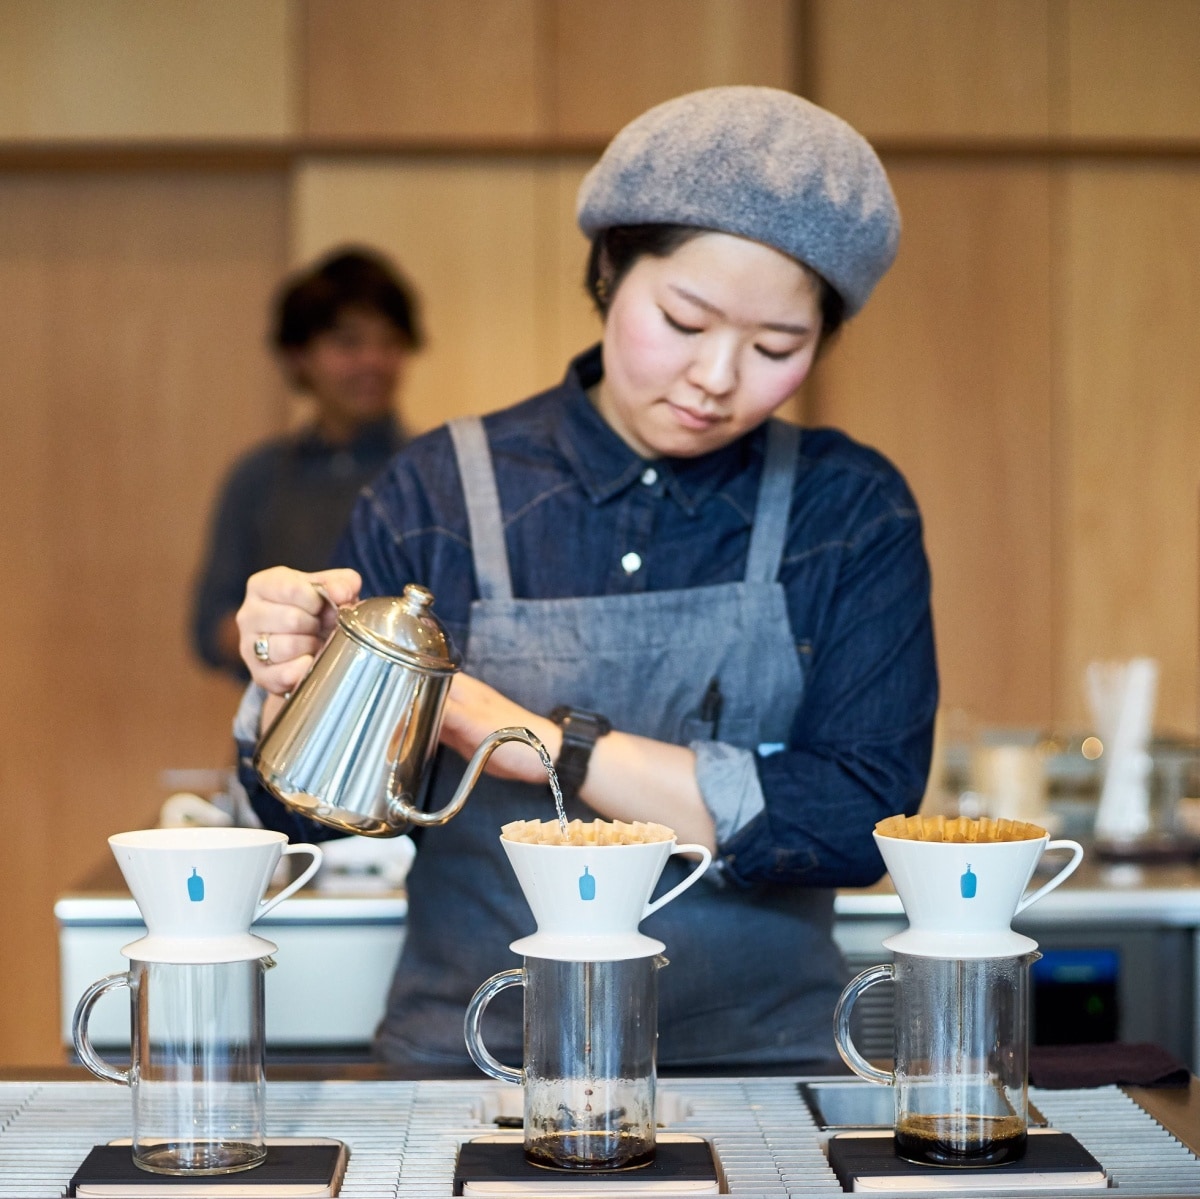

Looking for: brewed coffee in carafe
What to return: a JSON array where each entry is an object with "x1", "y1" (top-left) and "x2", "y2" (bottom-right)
[
  {"x1": 465, "y1": 819, "x2": 712, "y2": 1170},
  {"x1": 835, "y1": 816, "x2": 1084, "y2": 1168}
]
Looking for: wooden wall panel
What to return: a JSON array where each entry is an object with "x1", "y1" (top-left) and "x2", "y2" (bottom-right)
[
  {"x1": 551, "y1": 0, "x2": 796, "y2": 140},
  {"x1": 0, "y1": 171, "x2": 287, "y2": 1065},
  {"x1": 0, "y1": 0, "x2": 296, "y2": 139},
  {"x1": 303, "y1": 0, "x2": 545, "y2": 140},
  {"x1": 809, "y1": 162, "x2": 1055, "y2": 729},
  {"x1": 538, "y1": 158, "x2": 609, "y2": 380},
  {"x1": 291, "y1": 160, "x2": 558, "y2": 429},
  {"x1": 1057, "y1": 165, "x2": 1200, "y2": 735},
  {"x1": 808, "y1": 0, "x2": 1051, "y2": 139},
  {"x1": 1062, "y1": 0, "x2": 1200, "y2": 140}
]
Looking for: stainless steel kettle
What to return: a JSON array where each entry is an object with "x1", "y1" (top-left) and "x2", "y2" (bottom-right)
[{"x1": 253, "y1": 584, "x2": 545, "y2": 837}]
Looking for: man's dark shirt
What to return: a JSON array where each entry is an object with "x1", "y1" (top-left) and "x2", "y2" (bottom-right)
[{"x1": 193, "y1": 415, "x2": 403, "y2": 678}]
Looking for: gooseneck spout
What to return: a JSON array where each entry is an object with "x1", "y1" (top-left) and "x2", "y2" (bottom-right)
[{"x1": 387, "y1": 726, "x2": 549, "y2": 829}]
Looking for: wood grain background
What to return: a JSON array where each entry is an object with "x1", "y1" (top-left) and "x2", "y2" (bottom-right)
[{"x1": 1, "y1": 0, "x2": 1197, "y2": 1065}]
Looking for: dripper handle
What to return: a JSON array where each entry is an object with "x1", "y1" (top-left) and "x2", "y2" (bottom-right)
[
  {"x1": 73, "y1": 972, "x2": 132, "y2": 1086},
  {"x1": 389, "y1": 726, "x2": 547, "y2": 829},
  {"x1": 643, "y1": 843, "x2": 713, "y2": 918},
  {"x1": 255, "y1": 842, "x2": 325, "y2": 920},
  {"x1": 1014, "y1": 839, "x2": 1084, "y2": 915}
]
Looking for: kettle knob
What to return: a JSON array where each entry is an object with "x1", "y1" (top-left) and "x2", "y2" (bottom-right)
[{"x1": 401, "y1": 583, "x2": 435, "y2": 614}]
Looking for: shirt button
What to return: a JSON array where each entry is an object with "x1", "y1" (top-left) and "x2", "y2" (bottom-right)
[
  {"x1": 641, "y1": 467, "x2": 658, "y2": 486},
  {"x1": 621, "y1": 552, "x2": 642, "y2": 574}
]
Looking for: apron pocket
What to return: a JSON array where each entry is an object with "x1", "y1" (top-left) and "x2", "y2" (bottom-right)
[{"x1": 681, "y1": 715, "x2": 757, "y2": 750}]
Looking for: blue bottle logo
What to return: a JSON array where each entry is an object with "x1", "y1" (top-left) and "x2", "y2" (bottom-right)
[
  {"x1": 578, "y1": 866, "x2": 596, "y2": 901},
  {"x1": 960, "y1": 865, "x2": 977, "y2": 899},
  {"x1": 187, "y1": 868, "x2": 205, "y2": 903}
]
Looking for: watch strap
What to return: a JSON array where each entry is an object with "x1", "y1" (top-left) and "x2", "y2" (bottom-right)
[{"x1": 548, "y1": 706, "x2": 612, "y2": 802}]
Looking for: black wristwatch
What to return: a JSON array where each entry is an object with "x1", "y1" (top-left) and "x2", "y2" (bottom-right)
[{"x1": 548, "y1": 705, "x2": 612, "y2": 802}]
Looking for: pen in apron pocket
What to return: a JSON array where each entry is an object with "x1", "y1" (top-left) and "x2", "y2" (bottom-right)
[{"x1": 700, "y1": 677, "x2": 723, "y2": 739}]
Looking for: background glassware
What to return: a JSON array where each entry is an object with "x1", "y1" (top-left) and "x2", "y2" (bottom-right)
[{"x1": 73, "y1": 957, "x2": 273, "y2": 1175}]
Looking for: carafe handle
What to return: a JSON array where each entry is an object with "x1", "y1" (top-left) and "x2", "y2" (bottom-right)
[
  {"x1": 72, "y1": 972, "x2": 132, "y2": 1087},
  {"x1": 255, "y1": 842, "x2": 325, "y2": 920},
  {"x1": 1015, "y1": 839, "x2": 1084, "y2": 915},
  {"x1": 643, "y1": 844, "x2": 713, "y2": 918},
  {"x1": 464, "y1": 968, "x2": 525, "y2": 1086},
  {"x1": 833, "y1": 962, "x2": 895, "y2": 1087}
]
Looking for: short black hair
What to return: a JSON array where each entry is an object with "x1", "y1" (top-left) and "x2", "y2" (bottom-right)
[
  {"x1": 585, "y1": 225, "x2": 846, "y2": 343},
  {"x1": 272, "y1": 246, "x2": 424, "y2": 352}
]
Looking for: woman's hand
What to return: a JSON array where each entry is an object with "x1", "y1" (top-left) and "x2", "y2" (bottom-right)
[
  {"x1": 439, "y1": 673, "x2": 561, "y2": 783},
  {"x1": 236, "y1": 566, "x2": 362, "y2": 697}
]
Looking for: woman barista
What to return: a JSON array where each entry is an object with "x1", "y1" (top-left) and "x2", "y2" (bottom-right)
[{"x1": 234, "y1": 87, "x2": 937, "y2": 1075}]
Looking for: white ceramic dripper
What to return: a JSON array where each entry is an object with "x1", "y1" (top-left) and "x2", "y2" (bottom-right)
[
  {"x1": 875, "y1": 830, "x2": 1083, "y2": 958},
  {"x1": 109, "y1": 827, "x2": 323, "y2": 963},
  {"x1": 500, "y1": 836, "x2": 712, "y2": 961}
]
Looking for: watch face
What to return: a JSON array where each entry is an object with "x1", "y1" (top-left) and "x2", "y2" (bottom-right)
[{"x1": 550, "y1": 707, "x2": 610, "y2": 801}]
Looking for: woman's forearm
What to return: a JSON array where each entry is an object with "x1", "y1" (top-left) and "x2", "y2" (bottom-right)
[{"x1": 579, "y1": 731, "x2": 716, "y2": 852}]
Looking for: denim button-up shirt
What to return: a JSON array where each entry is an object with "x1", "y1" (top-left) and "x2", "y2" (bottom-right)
[{"x1": 241, "y1": 345, "x2": 936, "y2": 890}]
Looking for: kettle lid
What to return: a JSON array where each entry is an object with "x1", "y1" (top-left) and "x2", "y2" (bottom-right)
[{"x1": 338, "y1": 584, "x2": 461, "y2": 674}]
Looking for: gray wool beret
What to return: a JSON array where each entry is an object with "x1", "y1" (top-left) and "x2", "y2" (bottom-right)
[{"x1": 577, "y1": 86, "x2": 900, "y2": 316}]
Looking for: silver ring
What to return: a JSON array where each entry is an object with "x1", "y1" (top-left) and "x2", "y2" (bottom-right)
[{"x1": 253, "y1": 635, "x2": 271, "y2": 664}]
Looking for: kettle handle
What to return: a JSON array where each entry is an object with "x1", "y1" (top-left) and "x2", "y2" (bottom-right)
[{"x1": 388, "y1": 726, "x2": 549, "y2": 828}]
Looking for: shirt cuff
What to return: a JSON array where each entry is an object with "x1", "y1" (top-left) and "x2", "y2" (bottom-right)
[
  {"x1": 234, "y1": 683, "x2": 267, "y2": 746},
  {"x1": 691, "y1": 740, "x2": 767, "y2": 845}
]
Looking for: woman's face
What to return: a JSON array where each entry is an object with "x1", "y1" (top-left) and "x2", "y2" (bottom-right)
[
  {"x1": 289, "y1": 307, "x2": 408, "y2": 439},
  {"x1": 596, "y1": 232, "x2": 824, "y2": 459}
]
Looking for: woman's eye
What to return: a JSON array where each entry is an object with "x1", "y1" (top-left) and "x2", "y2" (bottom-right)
[
  {"x1": 755, "y1": 344, "x2": 797, "y2": 362},
  {"x1": 662, "y1": 310, "x2": 702, "y2": 335}
]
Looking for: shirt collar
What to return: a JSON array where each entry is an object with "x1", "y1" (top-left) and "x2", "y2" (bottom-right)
[{"x1": 554, "y1": 345, "x2": 758, "y2": 518}]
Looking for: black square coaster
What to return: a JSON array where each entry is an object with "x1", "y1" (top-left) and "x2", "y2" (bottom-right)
[
  {"x1": 827, "y1": 1130, "x2": 1106, "y2": 1193},
  {"x1": 68, "y1": 1141, "x2": 347, "y2": 1197},
  {"x1": 454, "y1": 1136, "x2": 719, "y2": 1194}
]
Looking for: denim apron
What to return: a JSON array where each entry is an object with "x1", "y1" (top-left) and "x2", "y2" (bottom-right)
[{"x1": 375, "y1": 416, "x2": 847, "y2": 1073}]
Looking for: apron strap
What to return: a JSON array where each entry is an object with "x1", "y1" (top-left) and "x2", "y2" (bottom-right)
[
  {"x1": 744, "y1": 419, "x2": 800, "y2": 585},
  {"x1": 447, "y1": 416, "x2": 514, "y2": 601}
]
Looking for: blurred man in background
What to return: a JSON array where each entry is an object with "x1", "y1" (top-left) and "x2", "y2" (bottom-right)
[{"x1": 192, "y1": 246, "x2": 424, "y2": 678}]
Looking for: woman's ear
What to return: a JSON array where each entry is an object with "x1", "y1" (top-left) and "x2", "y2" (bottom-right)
[{"x1": 594, "y1": 245, "x2": 617, "y2": 313}]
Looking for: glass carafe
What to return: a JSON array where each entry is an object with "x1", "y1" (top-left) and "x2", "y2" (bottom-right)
[
  {"x1": 73, "y1": 957, "x2": 273, "y2": 1175},
  {"x1": 835, "y1": 950, "x2": 1039, "y2": 1167},
  {"x1": 465, "y1": 954, "x2": 665, "y2": 1170}
]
